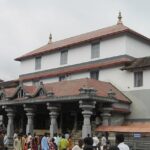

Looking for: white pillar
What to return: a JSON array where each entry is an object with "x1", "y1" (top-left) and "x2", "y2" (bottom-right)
[
  {"x1": 47, "y1": 103, "x2": 59, "y2": 137},
  {"x1": 79, "y1": 101, "x2": 96, "y2": 138},
  {"x1": 101, "y1": 108, "x2": 111, "y2": 126},
  {"x1": 5, "y1": 106, "x2": 15, "y2": 147},
  {"x1": 24, "y1": 105, "x2": 34, "y2": 135}
]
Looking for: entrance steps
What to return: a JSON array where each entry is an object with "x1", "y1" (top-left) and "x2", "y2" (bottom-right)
[{"x1": 72, "y1": 130, "x2": 82, "y2": 145}]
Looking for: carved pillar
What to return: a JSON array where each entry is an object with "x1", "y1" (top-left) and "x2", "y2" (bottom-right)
[
  {"x1": 79, "y1": 100, "x2": 96, "y2": 138},
  {"x1": 47, "y1": 103, "x2": 59, "y2": 137},
  {"x1": 24, "y1": 105, "x2": 35, "y2": 135},
  {"x1": 101, "y1": 108, "x2": 111, "y2": 126},
  {"x1": 4, "y1": 106, "x2": 15, "y2": 147}
]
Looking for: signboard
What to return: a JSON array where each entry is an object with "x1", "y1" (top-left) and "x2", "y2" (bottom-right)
[{"x1": 134, "y1": 133, "x2": 141, "y2": 138}]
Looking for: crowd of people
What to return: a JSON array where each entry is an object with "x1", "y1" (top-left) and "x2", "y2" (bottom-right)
[{"x1": 0, "y1": 130, "x2": 129, "y2": 150}]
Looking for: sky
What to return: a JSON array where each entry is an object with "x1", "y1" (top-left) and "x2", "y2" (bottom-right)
[{"x1": 0, "y1": 0, "x2": 150, "y2": 81}]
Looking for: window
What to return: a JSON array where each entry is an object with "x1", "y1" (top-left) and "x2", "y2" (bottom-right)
[
  {"x1": 90, "y1": 70, "x2": 99, "y2": 80},
  {"x1": 91, "y1": 42, "x2": 100, "y2": 59},
  {"x1": 60, "y1": 50, "x2": 68, "y2": 65},
  {"x1": 33, "y1": 80, "x2": 40, "y2": 87},
  {"x1": 38, "y1": 89, "x2": 45, "y2": 96},
  {"x1": 134, "y1": 71, "x2": 143, "y2": 87},
  {"x1": 35, "y1": 57, "x2": 41, "y2": 70},
  {"x1": 59, "y1": 75, "x2": 66, "y2": 81}
]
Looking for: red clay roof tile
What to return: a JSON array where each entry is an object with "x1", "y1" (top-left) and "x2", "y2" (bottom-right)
[
  {"x1": 96, "y1": 122, "x2": 150, "y2": 133},
  {"x1": 15, "y1": 24, "x2": 150, "y2": 61},
  {"x1": 2, "y1": 78, "x2": 130, "y2": 103}
]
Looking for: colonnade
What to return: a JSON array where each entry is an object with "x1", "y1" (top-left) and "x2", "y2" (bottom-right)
[{"x1": 2, "y1": 101, "x2": 111, "y2": 148}]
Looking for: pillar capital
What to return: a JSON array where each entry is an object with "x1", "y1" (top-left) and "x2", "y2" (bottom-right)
[
  {"x1": 3, "y1": 105, "x2": 16, "y2": 113},
  {"x1": 79, "y1": 100, "x2": 96, "y2": 110},
  {"x1": 23, "y1": 104, "x2": 35, "y2": 111}
]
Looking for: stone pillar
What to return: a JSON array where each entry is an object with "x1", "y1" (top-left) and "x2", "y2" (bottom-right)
[
  {"x1": 79, "y1": 100, "x2": 96, "y2": 138},
  {"x1": 101, "y1": 108, "x2": 111, "y2": 126},
  {"x1": 4, "y1": 106, "x2": 15, "y2": 148},
  {"x1": 47, "y1": 103, "x2": 59, "y2": 137},
  {"x1": 24, "y1": 105, "x2": 35, "y2": 135}
]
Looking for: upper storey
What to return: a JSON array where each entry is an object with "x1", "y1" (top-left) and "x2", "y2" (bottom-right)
[{"x1": 15, "y1": 16, "x2": 150, "y2": 76}]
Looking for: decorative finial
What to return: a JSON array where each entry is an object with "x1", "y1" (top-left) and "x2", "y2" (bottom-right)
[
  {"x1": 117, "y1": 11, "x2": 123, "y2": 25},
  {"x1": 48, "y1": 33, "x2": 52, "y2": 44}
]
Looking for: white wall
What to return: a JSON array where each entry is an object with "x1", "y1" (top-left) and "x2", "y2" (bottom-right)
[
  {"x1": 20, "y1": 35, "x2": 127, "y2": 75},
  {"x1": 100, "y1": 67, "x2": 132, "y2": 91},
  {"x1": 124, "y1": 90, "x2": 150, "y2": 119},
  {"x1": 100, "y1": 35, "x2": 126, "y2": 59},
  {"x1": 126, "y1": 35, "x2": 150, "y2": 58},
  {"x1": 42, "y1": 77, "x2": 58, "y2": 84},
  {"x1": 42, "y1": 52, "x2": 60, "y2": 70},
  {"x1": 20, "y1": 58, "x2": 35, "y2": 74},
  {"x1": 69, "y1": 72, "x2": 90, "y2": 80},
  {"x1": 100, "y1": 67, "x2": 150, "y2": 91}
]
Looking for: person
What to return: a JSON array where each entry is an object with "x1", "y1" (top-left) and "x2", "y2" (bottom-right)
[
  {"x1": 72, "y1": 139, "x2": 83, "y2": 150},
  {"x1": 59, "y1": 135, "x2": 68, "y2": 150},
  {"x1": 84, "y1": 134, "x2": 93, "y2": 146},
  {"x1": 13, "y1": 133, "x2": 23, "y2": 150},
  {"x1": 115, "y1": 133, "x2": 129, "y2": 150},
  {"x1": 3, "y1": 131, "x2": 8, "y2": 150},
  {"x1": 41, "y1": 133, "x2": 49, "y2": 150},
  {"x1": 101, "y1": 133, "x2": 106, "y2": 146},
  {"x1": 32, "y1": 137, "x2": 38, "y2": 150},
  {"x1": 83, "y1": 134, "x2": 93, "y2": 150},
  {"x1": 49, "y1": 138, "x2": 57, "y2": 150},
  {"x1": 109, "y1": 146, "x2": 119, "y2": 150},
  {"x1": 0, "y1": 130, "x2": 4, "y2": 150},
  {"x1": 67, "y1": 135, "x2": 73, "y2": 150},
  {"x1": 92, "y1": 134, "x2": 99, "y2": 150},
  {"x1": 27, "y1": 133, "x2": 32, "y2": 150}
]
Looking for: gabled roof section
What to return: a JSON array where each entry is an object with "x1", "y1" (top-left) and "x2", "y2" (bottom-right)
[
  {"x1": 122, "y1": 56, "x2": 150, "y2": 71},
  {"x1": 32, "y1": 85, "x2": 47, "y2": 97},
  {"x1": 15, "y1": 23, "x2": 150, "y2": 61},
  {"x1": 1, "y1": 78, "x2": 131, "y2": 103},
  {"x1": 4, "y1": 88, "x2": 16, "y2": 98}
]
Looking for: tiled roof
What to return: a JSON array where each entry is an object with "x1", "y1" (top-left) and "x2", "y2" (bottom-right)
[
  {"x1": 15, "y1": 24, "x2": 150, "y2": 61},
  {"x1": 96, "y1": 122, "x2": 150, "y2": 133},
  {"x1": 20, "y1": 55, "x2": 132, "y2": 81},
  {"x1": 1, "y1": 78, "x2": 130, "y2": 103},
  {"x1": 122, "y1": 56, "x2": 150, "y2": 70},
  {"x1": 4, "y1": 88, "x2": 16, "y2": 97}
]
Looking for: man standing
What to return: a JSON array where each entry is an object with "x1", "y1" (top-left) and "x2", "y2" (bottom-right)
[
  {"x1": 59, "y1": 135, "x2": 68, "y2": 150},
  {"x1": 41, "y1": 133, "x2": 49, "y2": 150},
  {"x1": 115, "y1": 133, "x2": 129, "y2": 150}
]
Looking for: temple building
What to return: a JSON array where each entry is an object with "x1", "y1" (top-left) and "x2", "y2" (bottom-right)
[{"x1": 1, "y1": 13, "x2": 150, "y2": 148}]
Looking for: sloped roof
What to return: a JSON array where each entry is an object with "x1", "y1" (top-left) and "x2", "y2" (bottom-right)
[
  {"x1": 122, "y1": 56, "x2": 150, "y2": 70},
  {"x1": 1, "y1": 78, "x2": 130, "y2": 103},
  {"x1": 15, "y1": 23, "x2": 150, "y2": 61},
  {"x1": 96, "y1": 122, "x2": 150, "y2": 133}
]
